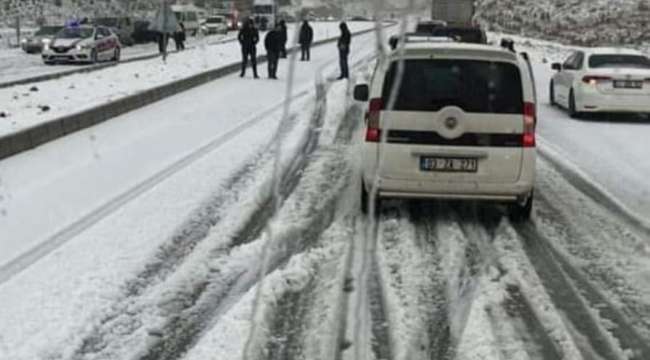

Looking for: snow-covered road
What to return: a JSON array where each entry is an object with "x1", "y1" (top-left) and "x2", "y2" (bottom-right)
[{"x1": 0, "y1": 27, "x2": 649, "y2": 360}]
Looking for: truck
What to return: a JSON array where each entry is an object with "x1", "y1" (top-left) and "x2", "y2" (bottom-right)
[
  {"x1": 431, "y1": 0, "x2": 476, "y2": 26},
  {"x1": 252, "y1": 0, "x2": 276, "y2": 31}
]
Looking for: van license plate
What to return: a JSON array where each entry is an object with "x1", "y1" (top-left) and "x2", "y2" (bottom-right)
[{"x1": 420, "y1": 157, "x2": 478, "y2": 173}]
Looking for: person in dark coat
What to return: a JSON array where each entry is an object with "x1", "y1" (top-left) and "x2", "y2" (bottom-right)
[
  {"x1": 173, "y1": 22, "x2": 186, "y2": 51},
  {"x1": 265, "y1": 23, "x2": 282, "y2": 79},
  {"x1": 299, "y1": 20, "x2": 313, "y2": 61},
  {"x1": 278, "y1": 20, "x2": 288, "y2": 58},
  {"x1": 337, "y1": 22, "x2": 351, "y2": 79},
  {"x1": 238, "y1": 19, "x2": 260, "y2": 78}
]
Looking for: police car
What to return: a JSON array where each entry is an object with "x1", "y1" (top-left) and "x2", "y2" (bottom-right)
[
  {"x1": 355, "y1": 38, "x2": 537, "y2": 220},
  {"x1": 42, "y1": 25, "x2": 121, "y2": 65}
]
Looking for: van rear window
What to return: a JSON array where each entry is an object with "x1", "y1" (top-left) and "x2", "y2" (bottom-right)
[{"x1": 382, "y1": 59, "x2": 523, "y2": 114}]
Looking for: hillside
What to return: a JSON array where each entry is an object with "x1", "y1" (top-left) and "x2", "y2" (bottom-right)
[{"x1": 476, "y1": 0, "x2": 650, "y2": 46}]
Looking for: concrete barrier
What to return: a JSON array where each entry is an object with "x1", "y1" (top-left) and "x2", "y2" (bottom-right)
[{"x1": 0, "y1": 26, "x2": 386, "y2": 161}]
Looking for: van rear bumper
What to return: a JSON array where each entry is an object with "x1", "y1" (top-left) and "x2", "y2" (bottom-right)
[{"x1": 367, "y1": 178, "x2": 534, "y2": 202}]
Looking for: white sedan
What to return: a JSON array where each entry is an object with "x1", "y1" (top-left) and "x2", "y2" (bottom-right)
[
  {"x1": 42, "y1": 25, "x2": 121, "y2": 65},
  {"x1": 550, "y1": 48, "x2": 650, "y2": 117}
]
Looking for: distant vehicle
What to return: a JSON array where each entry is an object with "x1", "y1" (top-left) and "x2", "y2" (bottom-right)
[
  {"x1": 201, "y1": 16, "x2": 228, "y2": 35},
  {"x1": 253, "y1": 0, "x2": 276, "y2": 31},
  {"x1": 354, "y1": 41, "x2": 537, "y2": 219},
  {"x1": 21, "y1": 25, "x2": 62, "y2": 53},
  {"x1": 414, "y1": 20, "x2": 447, "y2": 33},
  {"x1": 131, "y1": 20, "x2": 158, "y2": 44},
  {"x1": 430, "y1": 26, "x2": 487, "y2": 44},
  {"x1": 216, "y1": 12, "x2": 239, "y2": 30},
  {"x1": 550, "y1": 48, "x2": 650, "y2": 118},
  {"x1": 171, "y1": 4, "x2": 202, "y2": 35},
  {"x1": 349, "y1": 16, "x2": 371, "y2": 22},
  {"x1": 93, "y1": 17, "x2": 134, "y2": 46},
  {"x1": 431, "y1": 0, "x2": 475, "y2": 26},
  {"x1": 42, "y1": 25, "x2": 121, "y2": 64}
]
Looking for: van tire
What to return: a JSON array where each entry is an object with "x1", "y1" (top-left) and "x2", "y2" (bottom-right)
[{"x1": 509, "y1": 192, "x2": 533, "y2": 222}]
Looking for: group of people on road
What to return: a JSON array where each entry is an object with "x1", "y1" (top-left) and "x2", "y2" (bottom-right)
[{"x1": 238, "y1": 18, "x2": 351, "y2": 80}]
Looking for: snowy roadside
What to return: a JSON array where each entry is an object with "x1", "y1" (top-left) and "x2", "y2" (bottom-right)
[{"x1": 0, "y1": 21, "x2": 376, "y2": 138}]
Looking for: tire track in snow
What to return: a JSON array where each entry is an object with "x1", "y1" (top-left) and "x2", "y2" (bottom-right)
[
  {"x1": 131, "y1": 78, "x2": 360, "y2": 360},
  {"x1": 253, "y1": 91, "x2": 366, "y2": 360},
  {"x1": 515, "y1": 222, "x2": 649, "y2": 360},
  {"x1": 406, "y1": 201, "x2": 452, "y2": 360},
  {"x1": 69, "y1": 88, "x2": 322, "y2": 360}
]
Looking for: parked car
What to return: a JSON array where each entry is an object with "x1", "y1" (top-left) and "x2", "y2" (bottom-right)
[
  {"x1": 42, "y1": 25, "x2": 121, "y2": 64},
  {"x1": 131, "y1": 20, "x2": 158, "y2": 44},
  {"x1": 21, "y1": 25, "x2": 63, "y2": 53},
  {"x1": 216, "y1": 12, "x2": 239, "y2": 31},
  {"x1": 354, "y1": 41, "x2": 537, "y2": 219},
  {"x1": 201, "y1": 16, "x2": 228, "y2": 35},
  {"x1": 93, "y1": 17, "x2": 134, "y2": 46},
  {"x1": 550, "y1": 48, "x2": 650, "y2": 118}
]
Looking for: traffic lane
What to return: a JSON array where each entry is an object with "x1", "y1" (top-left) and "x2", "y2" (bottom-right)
[{"x1": 532, "y1": 58, "x2": 650, "y2": 217}]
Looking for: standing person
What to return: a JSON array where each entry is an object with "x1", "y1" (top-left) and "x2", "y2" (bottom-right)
[
  {"x1": 157, "y1": 32, "x2": 168, "y2": 55},
  {"x1": 173, "y1": 22, "x2": 186, "y2": 51},
  {"x1": 299, "y1": 20, "x2": 313, "y2": 61},
  {"x1": 278, "y1": 20, "x2": 288, "y2": 58},
  {"x1": 264, "y1": 23, "x2": 282, "y2": 79},
  {"x1": 238, "y1": 18, "x2": 260, "y2": 78},
  {"x1": 337, "y1": 22, "x2": 351, "y2": 80}
]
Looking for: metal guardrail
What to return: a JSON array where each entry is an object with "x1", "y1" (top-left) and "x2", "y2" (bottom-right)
[{"x1": 0, "y1": 26, "x2": 385, "y2": 161}]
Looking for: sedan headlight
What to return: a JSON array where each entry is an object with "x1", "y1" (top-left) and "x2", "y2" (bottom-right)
[
  {"x1": 76, "y1": 44, "x2": 92, "y2": 51},
  {"x1": 21, "y1": 38, "x2": 27, "y2": 44}
]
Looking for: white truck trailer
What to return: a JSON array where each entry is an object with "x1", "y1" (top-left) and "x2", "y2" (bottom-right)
[{"x1": 431, "y1": 0, "x2": 475, "y2": 26}]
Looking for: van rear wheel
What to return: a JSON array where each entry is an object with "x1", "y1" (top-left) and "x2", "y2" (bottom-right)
[{"x1": 508, "y1": 191, "x2": 533, "y2": 222}]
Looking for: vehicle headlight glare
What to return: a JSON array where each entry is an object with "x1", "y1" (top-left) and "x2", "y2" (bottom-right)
[{"x1": 42, "y1": 38, "x2": 51, "y2": 44}]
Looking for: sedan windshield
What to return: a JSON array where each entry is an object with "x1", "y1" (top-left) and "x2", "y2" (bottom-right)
[
  {"x1": 57, "y1": 27, "x2": 94, "y2": 39},
  {"x1": 589, "y1": 54, "x2": 650, "y2": 68},
  {"x1": 35, "y1": 26, "x2": 62, "y2": 36}
]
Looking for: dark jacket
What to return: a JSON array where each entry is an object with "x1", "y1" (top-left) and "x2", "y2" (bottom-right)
[
  {"x1": 264, "y1": 29, "x2": 282, "y2": 54},
  {"x1": 338, "y1": 23, "x2": 351, "y2": 53},
  {"x1": 299, "y1": 22, "x2": 313, "y2": 45},
  {"x1": 238, "y1": 25, "x2": 259, "y2": 50},
  {"x1": 278, "y1": 21, "x2": 288, "y2": 45}
]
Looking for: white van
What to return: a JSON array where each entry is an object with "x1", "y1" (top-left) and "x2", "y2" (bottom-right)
[
  {"x1": 171, "y1": 4, "x2": 202, "y2": 35},
  {"x1": 355, "y1": 40, "x2": 537, "y2": 219}
]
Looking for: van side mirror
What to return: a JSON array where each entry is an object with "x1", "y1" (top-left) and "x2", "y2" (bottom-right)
[
  {"x1": 354, "y1": 84, "x2": 369, "y2": 102},
  {"x1": 551, "y1": 63, "x2": 562, "y2": 71}
]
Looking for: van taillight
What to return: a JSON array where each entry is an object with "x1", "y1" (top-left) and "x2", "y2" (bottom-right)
[
  {"x1": 365, "y1": 98, "x2": 384, "y2": 143},
  {"x1": 523, "y1": 102, "x2": 536, "y2": 148}
]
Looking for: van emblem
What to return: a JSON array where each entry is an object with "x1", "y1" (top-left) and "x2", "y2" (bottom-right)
[{"x1": 445, "y1": 117, "x2": 458, "y2": 129}]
